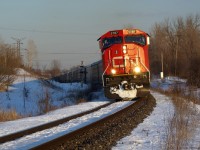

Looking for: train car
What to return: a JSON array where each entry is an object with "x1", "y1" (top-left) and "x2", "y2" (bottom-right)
[
  {"x1": 90, "y1": 60, "x2": 103, "y2": 90},
  {"x1": 97, "y1": 28, "x2": 150, "y2": 99},
  {"x1": 65, "y1": 61, "x2": 102, "y2": 91},
  {"x1": 67, "y1": 67, "x2": 81, "y2": 83}
]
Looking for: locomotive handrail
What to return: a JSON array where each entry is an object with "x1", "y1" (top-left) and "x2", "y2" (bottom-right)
[
  {"x1": 140, "y1": 61, "x2": 150, "y2": 82},
  {"x1": 137, "y1": 47, "x2": 150, "y2": 78},
  {"x1": 102, "y1": 63, "x2": 110, "y2": 87},
  {"x1": 102, "y1": 49, "x2": 111, "y2": 87}
]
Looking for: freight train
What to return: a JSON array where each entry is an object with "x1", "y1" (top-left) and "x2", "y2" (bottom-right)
[
  {"x1": 66, "y1": 60, "x2": 103, "y2": 91},
  {"x1": 66, "y1": 28, "x2": 150, "y2": 100}
]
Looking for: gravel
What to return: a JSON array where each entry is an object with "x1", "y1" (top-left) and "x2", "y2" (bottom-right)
[{"x1": 53, "y1": 94, "x2": 156, "y2": 150}]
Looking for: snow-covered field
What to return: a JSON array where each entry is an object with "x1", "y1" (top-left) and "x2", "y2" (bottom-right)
[
  {"x1": 0, "y1": 70, "x2": 199, "y2": 149},
  {"x1": 0, "y1": 69, "x2": 92, "y2": 116},
  {"x1": 0, "y1": 101, "x2": 133, "y2": 150}
]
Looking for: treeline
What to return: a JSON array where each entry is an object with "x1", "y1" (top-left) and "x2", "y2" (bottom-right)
[
  {"x1": 0, "y1": 43, "x2": 22, "y2": 90},
  {"x1": 0, "y1": 38, "x2": 64, "y2": 91},
  {"x1": 149, "y1": 14, "x2": 200, "y2": 86}
]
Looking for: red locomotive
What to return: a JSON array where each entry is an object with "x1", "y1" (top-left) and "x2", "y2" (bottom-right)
[{"x1": 98, "y1": 29, "x2": 150, "y2": 99}]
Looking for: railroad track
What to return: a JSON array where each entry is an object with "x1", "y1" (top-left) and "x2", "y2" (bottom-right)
[
  {"x1": 0, "y1": 94, "x2": 156, "y2": 150},
  {"x1": 39, "y1": 78, "x2": 63, "y2": 91},
  {"x1": 0, "y1": 102, "x2": 114, "y2": 144},
  {"x1": 30, "y1": 94, "x2": 156, "y2": 150}
]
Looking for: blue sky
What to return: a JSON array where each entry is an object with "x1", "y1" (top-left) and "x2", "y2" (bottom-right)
[{"x1": 0, "y1": 0, "x2": 200, "y2": 69}]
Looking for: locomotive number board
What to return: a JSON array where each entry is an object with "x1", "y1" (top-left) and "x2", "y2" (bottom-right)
[{"x1": 110, "y1": 31, "x2": 119, "y2": 35}]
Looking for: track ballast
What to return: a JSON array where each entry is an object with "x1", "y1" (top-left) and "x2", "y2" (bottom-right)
[{"x1": 31, "y1": 94, "x2": 156, "y2": 150}]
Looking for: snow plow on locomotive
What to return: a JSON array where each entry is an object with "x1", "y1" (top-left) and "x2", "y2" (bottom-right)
[{"x1": 98, "y1": 29, "x2": 150, "y2": 100}]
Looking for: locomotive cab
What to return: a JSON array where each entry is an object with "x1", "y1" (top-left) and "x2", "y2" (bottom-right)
[{"x1": 98, "y1": 29, "x2": 150, "y2": 100}]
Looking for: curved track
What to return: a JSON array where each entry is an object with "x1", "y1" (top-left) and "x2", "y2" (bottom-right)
[
  {"x1": 0, "y1": 102, "x2": 114, "y2": 144},
  {"x1": 31, "y1": 94, "x2": 156, "y2": 150}
]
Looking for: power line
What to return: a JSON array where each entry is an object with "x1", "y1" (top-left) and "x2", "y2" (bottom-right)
[
  {"x1": 11, "y1": 37, "x2": 25, "y2": 57},
  {"x1": 0, "y1": 27, "x2": 99, "y2": 36}
]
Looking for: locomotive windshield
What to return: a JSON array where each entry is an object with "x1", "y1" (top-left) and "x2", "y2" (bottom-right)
[
  {"x1": 102, "y1": 36, "x2": 122, "y2": 49},
  {"x1": 125, "y1": 35, "x2": 146, "y2": 46}
]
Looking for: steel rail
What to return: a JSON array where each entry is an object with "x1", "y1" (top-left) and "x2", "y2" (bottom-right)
[
  {"x1": 30, "y1": 97, "x2": 148, "y2": 150},
  {"x1": 0, "y1": 102, "x2": 114, "y2": 144}
]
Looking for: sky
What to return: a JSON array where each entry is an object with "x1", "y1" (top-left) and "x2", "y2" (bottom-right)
[{"x1": 0, "y1": 0, "x2": 200, "y2": 69}]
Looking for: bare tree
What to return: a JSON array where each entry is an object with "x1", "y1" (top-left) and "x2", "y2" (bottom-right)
[
  {"x1": 26, "y1": 39, "x2": 37, "y2": 68},
  {"x1": 49, "y1": 59, "x2": 61, "y2": 77},
  {"x1": 150, "y1": 14, "x2": 200, "y2": 84},
  {"x1": 150, "y1": 20, "x2": 175, "y2": 76},
  {"x1": 0, "y1": 43, "x2": 21, "y2": 90}
]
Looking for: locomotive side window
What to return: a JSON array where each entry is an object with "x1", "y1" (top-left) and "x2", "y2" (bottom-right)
[
  {"x1": 102, "y1": 36, "x2": 123, "y2": 49},
  {"x1": 125, "y1": 35, "x2": 146, "y2": 46}
]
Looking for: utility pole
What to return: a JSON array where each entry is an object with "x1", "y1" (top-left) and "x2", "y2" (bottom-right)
[
  {"x1": 160, "y1": 51, "x2": 164, "y2": 79},
  {"x1": 80, "y1": 61, "x2": 87, "y2": 86},
  {"x1": 11, "y1": 37, "x2": 25, "y2": 57},
  {"x1": 175, "y1": 34, "x2": 180, "y2": 77}
]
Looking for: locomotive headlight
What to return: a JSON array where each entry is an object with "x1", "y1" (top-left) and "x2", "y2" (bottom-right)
[
  {"x1": 134, "y1": 66, "x2": 141, "y2": 73},
  {"x1": 111, "y1": 69, "x2": 116, "y2": 74},
  {"x1": 123, "y1": 45, "x2": 127, "y2": 50},
  {"x1": 123, "y1": 49, "x2": 127, "y2": 54},
  {"x1": 122, "y1": 45, "x2": 127, "y2": 54}
]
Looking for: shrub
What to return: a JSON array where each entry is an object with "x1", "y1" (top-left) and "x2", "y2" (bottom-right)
[{"x1": 0, "y1": 109, "x2": 21, "y2": 122}]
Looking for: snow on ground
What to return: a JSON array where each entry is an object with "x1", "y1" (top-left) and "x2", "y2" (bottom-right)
[
  {"x1": 0, "y1": 69, "x2": 92, "y2": 116},
  {"x1": 113, "y1": 77, "x2": 200, "y2": 150},
  {"x1": 0, "y1": 71, "x2": 200, "y2": 149},
  {"x1": 0, "y1": 101, "x2": 109, "y2": 136},
  {"x1": 113, "y1": 91, "x2": 200, "y2": 150},
  {"x1": 151, "y1": 76, "x2": 200, "y2": 100},
  {"x1": 151, "y1": 76, "x2": 187, "y2": 91},
  {"x1": 0, "y1": 101, "x2": 133, "y2": 150},
  {"x1": 113, "y1": 91, "x2": 174, "y2": 150}
]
